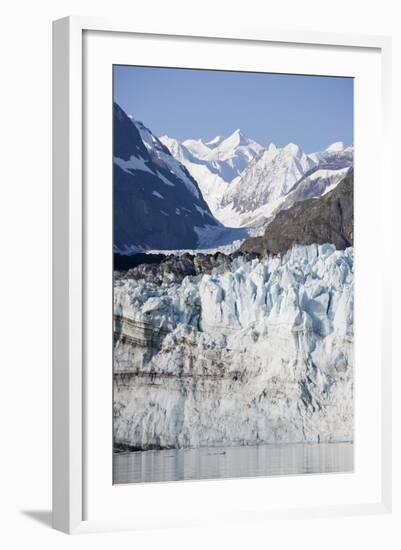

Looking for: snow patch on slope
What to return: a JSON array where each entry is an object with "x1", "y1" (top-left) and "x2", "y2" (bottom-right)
[
  {"x1": 135, "y1": 120, "x2": 200, "y2": 198},
  {"x1": 114, "y1": 155, "x2": 154, "y2": 175}
]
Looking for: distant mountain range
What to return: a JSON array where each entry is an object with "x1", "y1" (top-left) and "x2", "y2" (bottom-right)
[
  {"x1": 161, "y1": 132, "x2": 353, "y2": 229},
  {"x1": 114, "y1": 102, "x2": 353, "y2": 253}
]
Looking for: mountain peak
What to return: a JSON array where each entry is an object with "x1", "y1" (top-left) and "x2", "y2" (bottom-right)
[
  {"x1": 113, "y1": 103, "x2": 219, "y2": 252},
  {"x1": 326, "y1": 141, "x2": 345, "y2": 153},
  {"x1": 283, "y1": 142, "x2": 302, "y2": 156},
  {"x1": 218, "y1": 129, "x2": 249, "y2": 151},
  {"x1": 205, "y1": 135, "x2": 223, "y2": 148},
  {"x1": 232, "y1": 128, "x2": 246, "y2": 141},
  {"x1": 182, "y1": 138, "x2": 212, "y2": 160}
]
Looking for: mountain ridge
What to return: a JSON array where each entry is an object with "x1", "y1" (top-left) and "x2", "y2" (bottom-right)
[
  {"x1": 240, "y1": 173, "x2": 353, "y2": 256},
  {"x1": 113, "y1": 103, "x2": 221, "y2": 253},
  {"x1": 161, "y1": 131, "x2": 353, "y2": 230}
]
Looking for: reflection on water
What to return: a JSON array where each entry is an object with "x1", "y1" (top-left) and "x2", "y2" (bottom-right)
[{"x1": 113, "y1": 442, "x2": 353, "y2": 484}]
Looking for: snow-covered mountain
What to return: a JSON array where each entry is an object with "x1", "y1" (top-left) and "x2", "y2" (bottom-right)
[
  {"x1": 183, "y1": 130, "x2": 263, "y2": 178},
  {"x1": 218, "y1": 142, "x2": 316, "y2": 226},
  {"x1": 309, "y1": 141, "x2": 354, "y2": 168},
  {"x1": 113, "y1": 103, "x2": 221, "y2": 253},
  {"x1": 114, "y1": 105, "x2": 353, "y2": 256},
  {"x1": 205, "y1": 135, "x2": 224, "y2": 149},
  {"x1": 160, "y1": 130, "x2": 263, "y2": 216},
  {"x1": 114, "y1": 244, "x2": 353, "y2": 449},
  {"x1": 225, "y1": 143, "x2": 316, "y2": 203},
  {"x1": 218, "y1": 142, "x2": 353, "y2": 228},
  {"x1": 161, "y1": 131, "x2": 353, "y2": 230},
  {"x1": 159, "y1": 135, "x2": 229, "y2": 215}
]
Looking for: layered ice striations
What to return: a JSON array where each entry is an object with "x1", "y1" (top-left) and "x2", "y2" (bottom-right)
[{"x1": 114, "y1": 244, "x2": 353, "y2": 450}]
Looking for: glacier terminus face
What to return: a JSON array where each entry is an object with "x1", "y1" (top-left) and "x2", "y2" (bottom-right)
[{"x1": 114, "y1": 244, "x2": 353, "y2": 450}]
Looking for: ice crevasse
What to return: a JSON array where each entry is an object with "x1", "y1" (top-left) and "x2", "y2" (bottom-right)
[{"x1": 113, "y1": 244, "x2": 354, "y2": 450}]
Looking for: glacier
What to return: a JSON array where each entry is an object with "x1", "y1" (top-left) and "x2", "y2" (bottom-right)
[{"x1": 114, "y1": 244, "x2": 353, "y2": 450}]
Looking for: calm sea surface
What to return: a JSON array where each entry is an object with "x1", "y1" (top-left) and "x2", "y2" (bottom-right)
[{"x1": 113, "y1": 442, "x2": 353, "y2": 484}]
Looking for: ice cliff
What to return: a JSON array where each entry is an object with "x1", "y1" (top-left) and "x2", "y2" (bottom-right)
[{"x1": 114, "y1": 244, "x2": 353, "y2": 450}]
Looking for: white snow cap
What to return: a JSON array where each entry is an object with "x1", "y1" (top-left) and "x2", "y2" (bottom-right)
[
  {"x1": 326, "y1": 141, "x2": 345, "y2": 153},
  {"x1": 215, "y1": 129, "x2": 249, "y2": 152},
  {"x1": 182, "y1": 138, "x2": 212, "y2": 160},
  {"x1": 284, "y1": 142, "x2": 302, "y2": 156},
  {"x1": 231, "y1": 129, "x2": 246, "y2": 141},
  {"x1": 205, "y1": 135, "x2": 223, "y2": 146}
]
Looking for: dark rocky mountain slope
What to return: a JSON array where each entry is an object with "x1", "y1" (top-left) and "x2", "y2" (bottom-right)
[
  {"x1": 114, "y1": 103, "x2": 219, "y2": 252},
  {"x1": 240, "y1": 173, "x2": 353, "y2": 256}
]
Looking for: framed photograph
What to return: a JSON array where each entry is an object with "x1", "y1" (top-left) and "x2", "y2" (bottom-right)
[{"x1": 52, "y1": 17, "x2": 392, "y2": 533}]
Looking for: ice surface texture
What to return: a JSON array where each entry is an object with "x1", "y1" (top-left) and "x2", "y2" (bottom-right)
[{"x1": 114, "y1": 244, "x2": 353, "y2": 450}]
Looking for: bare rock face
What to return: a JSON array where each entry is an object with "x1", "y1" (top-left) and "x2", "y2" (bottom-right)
[{"x1": 240, "y1": 174, "x2": 353, "y2": 256}]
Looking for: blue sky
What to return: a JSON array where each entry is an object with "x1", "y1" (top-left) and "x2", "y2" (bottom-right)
[{"x1": 114, "y1": 65, "x2": 353, "y2": 153}]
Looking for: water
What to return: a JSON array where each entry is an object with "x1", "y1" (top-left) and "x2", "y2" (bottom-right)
[{"x1": 113, "y1": 442, "x2": 353, "y2": 484}]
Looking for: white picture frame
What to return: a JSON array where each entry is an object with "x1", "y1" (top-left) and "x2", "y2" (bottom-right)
[{"x1": 52, "y1": 16, "x2": 392, "y2": 534}]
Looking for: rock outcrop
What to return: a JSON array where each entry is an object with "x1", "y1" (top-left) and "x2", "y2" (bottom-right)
[{"x1": 240, "y1": 174, "x2": 353, "y2": 256}]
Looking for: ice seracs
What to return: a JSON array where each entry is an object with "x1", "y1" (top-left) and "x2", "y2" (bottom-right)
[{"x1": 114, "y1": 244, "x2": 354, "y2": 449}]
